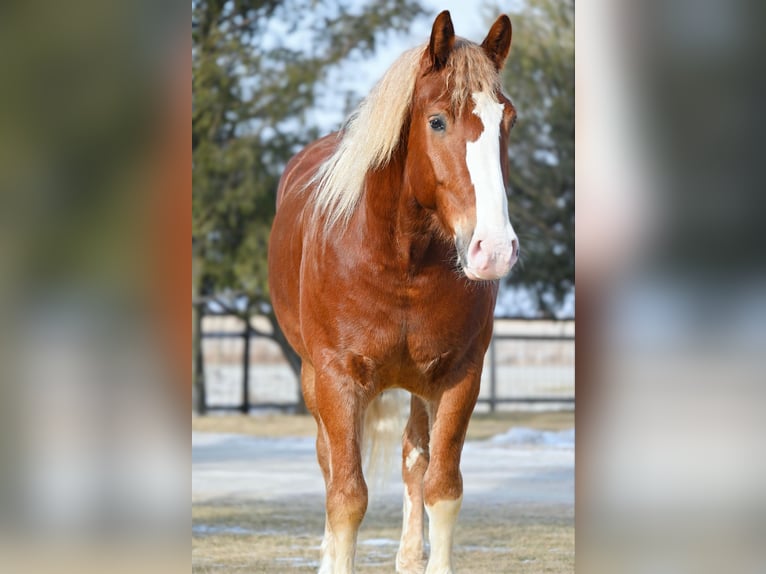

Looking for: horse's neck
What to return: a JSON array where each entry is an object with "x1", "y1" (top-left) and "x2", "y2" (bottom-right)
[{"x1": 361, "y1": 155, "x2": 440, "y2": 268}]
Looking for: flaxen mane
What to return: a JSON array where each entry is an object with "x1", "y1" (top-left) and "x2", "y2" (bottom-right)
[{"x1": 310, "y1": 39, "x2": 502, "y2": 229}]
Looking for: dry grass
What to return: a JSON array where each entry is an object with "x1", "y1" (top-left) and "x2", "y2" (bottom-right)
[
  {"x1": 192, "y1": 498, "x2": 573, "y2": 574},
  {"x1": 192, "y1": 410, "x2": 573, "y2": 441},
  {"x1": 192, "y1": 412, "x2": 317, "y2": 437},
  {"x1": 465, "y1": 410, "x2": 573, "y2": 440}
]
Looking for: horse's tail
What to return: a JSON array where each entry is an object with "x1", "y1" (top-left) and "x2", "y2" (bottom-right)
[{"x1": 363, "y1": 390, "x2": 407, "y2": 490}]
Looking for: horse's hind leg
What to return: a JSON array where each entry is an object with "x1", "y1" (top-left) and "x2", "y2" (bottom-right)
[
  {"x1": 302, "y1": 363, "x2": 337, "y2": 573},
  {"x1": 397, "y1": 395, "x2": 430, "y2": 574},
  {"x1": 314, "y1": 364, "x2": 369, "y2": 574},
  {"x1": 316, "y1": 423, "x2": 337, "y2": 574}
]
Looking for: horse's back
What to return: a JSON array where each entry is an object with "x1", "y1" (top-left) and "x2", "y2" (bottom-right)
[
  {"x1": 275, "y1": 132, "x2": 338, "y2": 209},
  {"x1": 268, "y1": 133, "x2": 338, "y2": 359}
]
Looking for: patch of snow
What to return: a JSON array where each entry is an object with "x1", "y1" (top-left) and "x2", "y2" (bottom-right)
[
  {"x1": 192, "y1": 524, "x2": 254, "y2": 536},
  {"x1": 489, "y1": 427, "x2": 574, "y2": 448},
  {"x1": 360, "y1": 538, "x2": 398, "y2": 547}
]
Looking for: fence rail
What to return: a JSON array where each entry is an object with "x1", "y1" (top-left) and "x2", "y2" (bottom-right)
[
  {"x1": 481, "y1": 330, "x2": 574, "y2": 411},
  {"x1": 196, "y1": 314, "x2": 574, "y2": 413}
]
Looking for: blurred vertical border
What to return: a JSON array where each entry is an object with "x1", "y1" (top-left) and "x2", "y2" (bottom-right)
[
  {"x1": 577, "y1": 0, "x2": 766, "y2": 572},
  {"x1": 0, "y1": 1, "x2": 189, "y2": 572}
]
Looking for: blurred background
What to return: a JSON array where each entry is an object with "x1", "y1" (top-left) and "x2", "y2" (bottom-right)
[
  {"x1": 577, "y1": 0, "x2": 766, "y2": 572},
  {"x1": 0, "y1": 0, "x2": 763, "y2": 571},
  {"x1": 0, "y1": 1, "x2": 189, "y2": 573}
]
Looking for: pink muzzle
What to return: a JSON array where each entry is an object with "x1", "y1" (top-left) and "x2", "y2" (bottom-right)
[{"x1": 462, "y1": 232, "x2": 519, "y2": 281}]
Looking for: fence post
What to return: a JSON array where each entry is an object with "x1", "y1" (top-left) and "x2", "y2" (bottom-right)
[
  {"x1": 241, "y1": 320, "x2": 251, "y2": 414},
  {"x1": 192, "y1": 301, "x2": 207, "y2": 415},
  {"x1": 489, "y1": 332, "x2": 497, "y2": 413}
]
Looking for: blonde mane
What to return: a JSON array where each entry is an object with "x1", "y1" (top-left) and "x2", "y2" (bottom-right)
[{"x1": 310, "y1": 39, "x2": 502, "y2": 230}]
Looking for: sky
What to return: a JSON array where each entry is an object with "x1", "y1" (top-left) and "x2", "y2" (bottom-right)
[{"x1": 366, "y1": 0, "x2": 495, "y2": 77}]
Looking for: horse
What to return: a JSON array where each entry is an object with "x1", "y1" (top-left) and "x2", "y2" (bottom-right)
[{"x1": 268, "y1": 11, "x2": 518, "y2": 574}]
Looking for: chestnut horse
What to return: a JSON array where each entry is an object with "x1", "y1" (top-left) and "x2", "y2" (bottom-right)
[{"x1": 268, "y1": 11, "x2": 518, "y2": 574}]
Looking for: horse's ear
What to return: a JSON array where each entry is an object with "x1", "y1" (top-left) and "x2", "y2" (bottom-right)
[
  {"x1": 428, "y1": 10, "x2": 455, "y2": 71},
  {"x1": 481, "y1": 15, "x2": 512, "y2": 70}
]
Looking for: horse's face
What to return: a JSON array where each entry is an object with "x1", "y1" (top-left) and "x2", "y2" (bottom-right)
[{"x1": 408, "y1": 13, "x2": 519, "y2": 281}]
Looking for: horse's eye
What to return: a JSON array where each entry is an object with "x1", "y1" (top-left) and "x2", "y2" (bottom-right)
[{"x1": 429, "y1": 117, "x2": 446, "y2": 132}]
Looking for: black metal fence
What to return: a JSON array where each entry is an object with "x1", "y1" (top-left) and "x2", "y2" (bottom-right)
[
  {"x1": 196, "y1": 314, "x2": 574, "y2": 413},
  {"x1": 480, "y1": 324, "x2": 575, "y2": 411}
]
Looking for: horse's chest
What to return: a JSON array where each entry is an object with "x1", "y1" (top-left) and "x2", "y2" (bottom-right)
[
  {"x1": 303, "y1": 246, "x2": 496, "y2": 380},
  {"x1": 364, "y1": 280, "x2": 495, "y2": 377},
  {"x1": 403, "y1": 298, "x2": 487, "y2": 358}
]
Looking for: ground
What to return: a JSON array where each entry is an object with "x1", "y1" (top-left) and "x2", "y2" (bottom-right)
[{"x1": 192, "y1": 410, "x2": 574, "y2": 573}]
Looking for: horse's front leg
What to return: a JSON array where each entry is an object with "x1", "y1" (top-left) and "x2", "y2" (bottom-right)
[
  {"x1": 397, "y1": 395, "x2": 430, "y2": 573},
  {"x1": 423, "y1": 372, "x2": 480, "y2": 574},
  {"x1": 314, "y1": 360, "x2": 370, "y2": 574}
]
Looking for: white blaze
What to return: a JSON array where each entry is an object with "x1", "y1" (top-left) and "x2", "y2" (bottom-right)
[{"x1": 465, "y1": 91, "x2": 515, "y2": 240}]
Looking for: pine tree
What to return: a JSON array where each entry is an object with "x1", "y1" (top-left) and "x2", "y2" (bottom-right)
[{"x1": 496, "y1": 0, "x2": 574, "y2": 316}]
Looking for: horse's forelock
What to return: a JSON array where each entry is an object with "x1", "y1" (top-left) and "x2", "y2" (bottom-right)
[{"x1": 442, "y1": 39, "x2": 503, "y2": 113}]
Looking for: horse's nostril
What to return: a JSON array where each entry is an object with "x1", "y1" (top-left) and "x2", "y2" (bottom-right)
[
  {"x1": 511, "y1": 238, "x2": 519, "y2": 259},
  {"x1": 467, "y1": 237, "x2": 484, "y2": 260}
]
